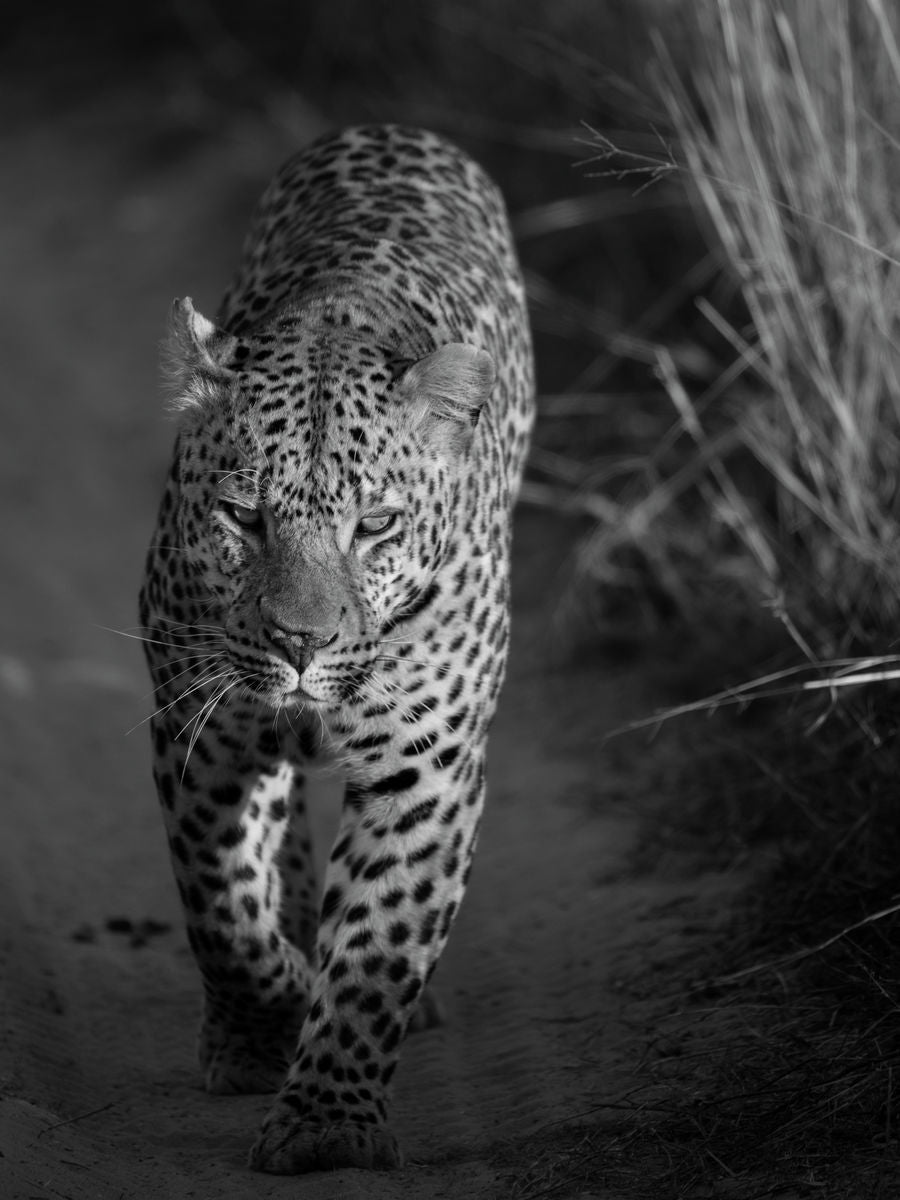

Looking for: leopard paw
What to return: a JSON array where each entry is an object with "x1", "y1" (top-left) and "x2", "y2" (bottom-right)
[
  {"x1": 249, "y1": 1106, "x2": 402, "y2": 1173},
  {"x1": 200, "y1": 1023, "x2": 294, "y2": 1095},
  {"x1": 203, "y1": 1048, "x2": 288, "y2": 1095}
]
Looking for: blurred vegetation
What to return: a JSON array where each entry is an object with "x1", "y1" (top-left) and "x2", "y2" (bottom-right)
[{"x1": 632, "y1": 0, "x2": 900, "y2": 654}]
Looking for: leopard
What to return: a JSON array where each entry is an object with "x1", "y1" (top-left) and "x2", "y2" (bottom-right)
[{"x1": 138, "y1": 123, "x2": 534, "y2": 1175}]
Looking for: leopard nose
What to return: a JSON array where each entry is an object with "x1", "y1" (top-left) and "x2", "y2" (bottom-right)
[
  {"x1": 260, "y1": 603, "x2": 339, "y2": 671},
  {"x1": 265, "y1": 625, "x2": 338, "y2": 673}
]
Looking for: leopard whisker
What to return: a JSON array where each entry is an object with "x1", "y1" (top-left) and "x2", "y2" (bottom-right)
[
  {"x1": 131, "y1": 653, "x2": 226, "y2": 714},
  {"x1": 210, "y1": 467, "x2": 261, "y2": 485},
  {"x1": 284, "y1": 703, "x2": 309, "y2": 743},
  {"x1": 242, "y1": 420, "x2": 272, "y2": 472},
  {"x1": 145, "y1": 653, "x2": 226, "y2": 693},
  {"x1": 102, "y1": 625, "x2": 226, "y2": 652},
  {"x1": 360, "y1": 670, "x2": 409, "y2": 708},
  {"x1": 153, "y1": 616, "x2": 226, "y2": 635},
  {"x1": 180, "y1": 674, "x2": 241, "y2": 777},
  {"x1": 136, "y1": 665, "x2": 233, "y2": 734},
  {"x1": 150, "y1": 651, "x2": 227, "y2": 671}
]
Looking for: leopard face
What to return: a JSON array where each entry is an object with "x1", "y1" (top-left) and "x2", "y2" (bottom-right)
[{"x1": 169, "y1": 318, "x2": 494, "y2": 712}]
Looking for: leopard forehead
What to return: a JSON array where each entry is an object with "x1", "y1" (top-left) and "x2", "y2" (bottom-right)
[{"x1": 189, "y1": 332, "x2": 430, "y2": 516}]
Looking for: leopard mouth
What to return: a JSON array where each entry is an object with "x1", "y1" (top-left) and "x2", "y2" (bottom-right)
[
  {"x1": 261, "y1": 650, "x2": 333, "y2": 705},
  {"x1": 228, "y1": 638, "x2": 363, "y2": 711},
  {"x1": 267, "y1": 663, "x2": 324, "y2": 705},
  {"x1": 269, "y1": 656, "x2": 352, "y2": 710},
  {"x1": 245, "y1": 673, "x2": 326, "y2": 711}
]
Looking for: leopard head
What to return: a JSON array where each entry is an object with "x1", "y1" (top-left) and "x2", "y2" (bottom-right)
[{"x1": 164, "y1": 297, "x2": 494, "y2": 711}]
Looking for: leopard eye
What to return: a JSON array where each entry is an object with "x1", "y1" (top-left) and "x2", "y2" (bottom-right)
[
  {"x1": 356, "y1": 512, "x2": 398, "y2": 538},
  {"x1": 222, "y1": 501, "x2": 263, "y2": 532}
]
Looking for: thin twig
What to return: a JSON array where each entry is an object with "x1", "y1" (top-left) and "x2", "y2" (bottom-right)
[
  {"x1": 37, "y1": 1101, "x2": 116, "y2": 1137},
  {"x1": 701, "y1": 901, "x2": 900, "y2": 989}
]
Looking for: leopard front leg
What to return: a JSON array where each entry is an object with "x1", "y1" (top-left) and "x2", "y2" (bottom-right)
[
  {"x1": 150, "y1": 707, "x2": 317, "y2": 1095},
  {"x1": 249, "y1": 752, "x2": 485, "y2": 1173}
]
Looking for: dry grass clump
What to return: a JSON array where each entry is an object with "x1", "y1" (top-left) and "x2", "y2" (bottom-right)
[
  {"x1": 600, "y1": 683, "x2": 900, "y2": 1199},
  {"x1": 581, "y1": 0, "x2": 900, "y2": 657},
  {"x1": 599, "y1": 988, "x2": 900, "y2": 1199},
  {"x1": 568, "y1": 709, "x2": 900, "y2": 1200},
  {"x1": 489, "y1": 702, "x2": 900, "y2": 1199}
]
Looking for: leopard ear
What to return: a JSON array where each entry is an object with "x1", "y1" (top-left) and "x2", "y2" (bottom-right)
[
  {"x1": 163, "y1": 297, "x2": 238, "y2": 412},
  {"x1": 400, "y1": 343, "x2": 495, "y2": 454}
]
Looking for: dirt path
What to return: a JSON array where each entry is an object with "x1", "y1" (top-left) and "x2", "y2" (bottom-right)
[{"x1": 0, "y1": 78, "x2": 745, "y2": 1200}]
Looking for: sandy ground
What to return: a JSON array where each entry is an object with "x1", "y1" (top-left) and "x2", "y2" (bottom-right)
[{"x1": 0, "y1": 76, "x2": 747, "y2": 1199}]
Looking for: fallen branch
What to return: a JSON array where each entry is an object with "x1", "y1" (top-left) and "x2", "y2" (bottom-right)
[
  {"x1": 699, "y1": 900, "x2": 900, "y2": 990},
  {"x1": 37, "y1": 1101, "x2": 116, "y2": 1138}
]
